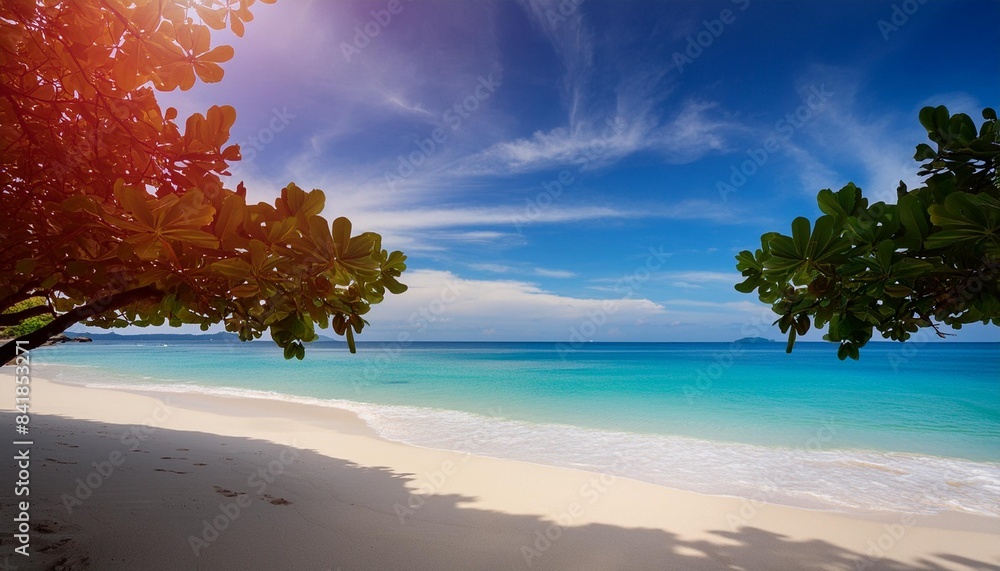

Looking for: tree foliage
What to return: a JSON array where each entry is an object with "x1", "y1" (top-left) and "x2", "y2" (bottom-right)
[
  {"x1": 736, "y1": 106, "x2": 1000, "y2": 359},
  {"x1": 0, "y1": 0, "x2": 407, "y2": 364}
]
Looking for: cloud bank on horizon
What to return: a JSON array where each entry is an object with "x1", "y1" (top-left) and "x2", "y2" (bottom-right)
[{"x1": 86, "y1": 0, "x2": 1000, "y2": 343}]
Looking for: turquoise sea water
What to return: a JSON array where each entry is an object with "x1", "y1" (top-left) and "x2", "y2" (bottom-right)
[{"x1": 30, "y1": 340, "x2": 1000, "y2": 517}]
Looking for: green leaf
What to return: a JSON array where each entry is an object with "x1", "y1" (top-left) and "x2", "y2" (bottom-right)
[
  {"x1": 933, "y1": 105, "x2": 949, "y2": 133},
  {"x1": 734, "y1": 277, "x2": 759, "y2": 294},
  {"x1": 791, "y1": 217, "x2": 811, "y2": 257},
  {"x1": 924, "y1": 229, "x2": 986, "y2": 248},
  {"x1": 847, "y1": 343, "x2": 860, "y2": 360},
  {"x1": 346, "y1": 326, "x2": 356, "y2": 354},
  {"x1": 279, "y1": 183, "x2": 326, "y2": 219},
  {"x1": 837, "y1": 343, "x2": 849, "y2": 360},
  {"x1": 918, "y1": 106, "x2": 938, "y2": 132},
  {"x1": 875, "y1": 240, "x2": 895, "y2": 272},
  {"x1": 890, "y1": 258, "x2": 935, "y2": 279},
  {"x1": 332, "y1": 216, "x2": 352, "y2": 255},
  {"x1": 913, "y1": 143, "x2": 936, "y2": 161},
  {"x1": 383, "y1": 274, "x2": 408, "y2": 295},
  {"x1": 816, "y1": 188, "x2": 841, "y2": 218},
  {"x1": 15, "y1": 259, "x2": 36, "y2": 274},
  {"x1": 897, "y1": 193, "x2": 929, "y2": 242},
  {"x1": 794, "y1": 314, "x2": 810, "y2": 336},
  {"x1": 883, "y1": 284, "x2": 912, "y2": 298}
]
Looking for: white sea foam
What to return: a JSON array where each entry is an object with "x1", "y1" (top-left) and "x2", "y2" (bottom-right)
[{"x1": 47, "y1": 371, "x2": 1000, "y2": 518}]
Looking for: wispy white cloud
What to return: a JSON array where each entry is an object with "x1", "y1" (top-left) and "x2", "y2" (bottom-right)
[
  {"x1": 457, "y1": 100, "x2": 729, "y2": 175},
  {"x1": 778, "y1": 68, "x2": 938, "y2": 203},
  {"x1": 662, "y1": 271, "x2": 741, "y2": 283},
  {"x1": 470, "y1": 263, "x2": 514, "y2": 273},
  {"x1": 468, "y1": 264, "x2": 575, "y2": 279},
  {"x1": 661, "y1": 299, "x2": 765, "y2": 313},
  {"x1": 367, "y1": 269, "x2": 665, "y2": 339},
  {"x1": 382, "y1": 93, "x2": 435, "y2": 118},
  {"x1": 450, "y1": 0, "x2": 731, "y2": 177},
  {"x1": 782, "y1": 142, "x2": 841, "y2": 196},
  {"x1": 344, "y1": 199, "x2": 748, "y2": 240},
  {"x1": 533, "y1": 268, "x2": 576, "y2": 278},
  {"x1": 360, "y1": 270, "x2": 777, "y2": 341},
  {"x1": 590, "y1": 270, "x2": 740, "y2": 287},
  {"x1": 430, "y1": 230, "x2": 527, "y2": 247}
]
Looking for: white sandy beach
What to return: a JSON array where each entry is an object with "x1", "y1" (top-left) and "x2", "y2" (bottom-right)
[{"x1": 2, "y1": 373, "x2": 999, "y2": 570}]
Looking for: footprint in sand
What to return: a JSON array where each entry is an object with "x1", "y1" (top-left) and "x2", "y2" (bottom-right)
[
  {"x1": 33, "y1": 520, "x2": 61, "y2": 534},
  {"x1": 176, "y1": 448, "x2": 189, "y2": 451},
  {"x1": 213, "y1": 486, "x2": 245, "y2": 498},
  {"x1": 37, "y1": 538, "x2": 72, "y2": 552},
  {"x1": 160, "y1": 456, "x2": 188, "y2": 460},
  {"x1": 263, "y1": 494, "x2": 293, "y2": 506},
  {"x1": 50, "y1": 555, "x2": 91, "y2": 569},
  {"x1": 45, "y1": 458, "x2": 77, "y2": 465},
  {"x1": 154, "y1": 468, "x2": 188, "y2": 475},
  {"x1": 193, "y1": 463, "x2": 208, "y2": 467}
]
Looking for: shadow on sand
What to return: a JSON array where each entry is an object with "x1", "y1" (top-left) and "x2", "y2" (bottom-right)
[{"x1": 2, "y1": 413, "x2": 997, "y2": 570}]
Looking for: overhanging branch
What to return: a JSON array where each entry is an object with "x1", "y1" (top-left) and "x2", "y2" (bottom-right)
[{"x1": 0, "y1": 284, "x2": 161, "y2": 365}]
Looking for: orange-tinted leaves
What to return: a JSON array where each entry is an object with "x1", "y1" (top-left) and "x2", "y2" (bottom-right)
[
  {"x1": 201, "y1": 44, "x2": 234, "y2": 63},
  {"x1": 1, "y1": 0, "x2": 407, "y2": 359},
  {"x1": 222, "y1": 144, "x2": 241, "y2": 162},
  {"x1": 195, "y1": 5, "x2": 227, "y2": 31},
  {"x1": 194, "y1": 61, "x2": 225, "y2": 83},
  {"x1": 114, "y1": 184, "x2": 155, "y2": 228},
  {"x1": 190, "y1": 25, "x2": 211, "y2": 56},
  {"x1": 132, "y1": 1, "x2": 161, "y2": 35},
  {"x1": 212, "y1": 258, "x2": 253, "y2": 279},
  {"x1": 215, "y1": 192, "x2": 246, "y2": 242}
]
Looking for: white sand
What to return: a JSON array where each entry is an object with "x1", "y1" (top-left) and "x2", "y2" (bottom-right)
[{"x1": 2, "y1": 373, "x2": 998, "y2": 570}]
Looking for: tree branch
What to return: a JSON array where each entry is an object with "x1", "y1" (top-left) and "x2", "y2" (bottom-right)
[
  {"x1": 0, "y1": 284, "x2": 161, "y2": 365},
  {"x1": 0, "y1": 303, "x2": 53, "y2": 326}
]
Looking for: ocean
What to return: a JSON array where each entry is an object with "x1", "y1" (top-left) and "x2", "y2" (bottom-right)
[{"x1": 29, "y1": 339, "x2": 1000, "y2": 517}]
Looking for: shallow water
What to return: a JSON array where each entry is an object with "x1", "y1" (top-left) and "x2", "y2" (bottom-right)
[{"x1": 32, "y1": 340, "x2": 1000, "y2": 516}]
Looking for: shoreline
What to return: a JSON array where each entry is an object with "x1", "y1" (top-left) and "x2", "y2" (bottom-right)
[
  {"x1": 21, "y1": 364, "x2": 1000, "y2": 521},
  {"x1": 3, "y1": 372, "x2": 1000, "y2": 569},
  {"x1": 63, "y1": 378, "x2": 1000, "y2": 529},
  {"x1": 31, "y1": 366, "x2": 1000, "y2": 517}
]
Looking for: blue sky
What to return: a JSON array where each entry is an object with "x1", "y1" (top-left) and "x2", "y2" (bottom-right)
[{"x1": 82, "y1": 0, "x2": 1000, "y2": 342}]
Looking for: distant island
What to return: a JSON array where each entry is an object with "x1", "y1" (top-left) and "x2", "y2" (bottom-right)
[{"x1": 735, "y1": 337, "x2": 776, "y2": 343}]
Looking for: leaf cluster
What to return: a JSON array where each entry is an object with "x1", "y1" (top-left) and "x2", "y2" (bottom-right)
[
  {"x1": 736, "y1": 106, "x2": 1000, "y2": 359},
  {"x1": 1, "y1": 0, "x2": 407, "y2": 359}
]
